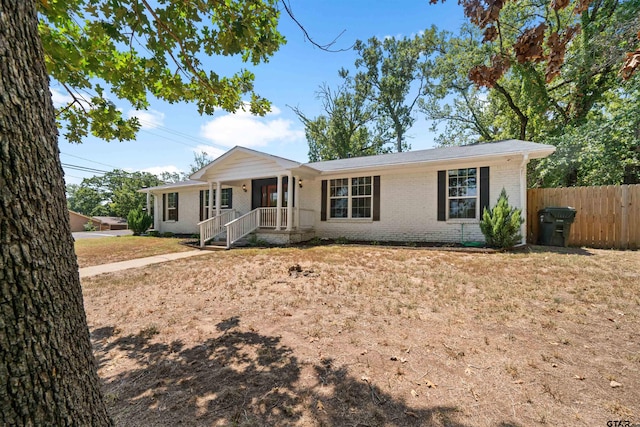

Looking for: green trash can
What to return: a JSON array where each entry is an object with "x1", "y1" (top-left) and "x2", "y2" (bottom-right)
[{"x1": 538, "y1": 207, "x2": 577, "y2": 247}]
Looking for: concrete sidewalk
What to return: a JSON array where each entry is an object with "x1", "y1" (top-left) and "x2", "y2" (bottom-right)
[{"x1": 79, "y1": 250, "x2": 214, "y2": 278}]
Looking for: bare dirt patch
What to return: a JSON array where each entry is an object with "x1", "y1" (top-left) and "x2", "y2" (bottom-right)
[
  {"x1": 75, "y1": 236, "x2": 191, "y2": 268},
  {"x1": 82, "y1": 245, "x2": 640, "y2": 426}
]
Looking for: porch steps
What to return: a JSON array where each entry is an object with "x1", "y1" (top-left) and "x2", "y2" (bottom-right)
[{"x1": 200, "y1": 237, "x2": 250, "y2": 250}]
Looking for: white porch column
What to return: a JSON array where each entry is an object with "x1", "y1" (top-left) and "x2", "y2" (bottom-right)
[
  {"x1": 286, "y1": 172, "x2": 293, "y2": 231},
  {"x1": 520, "y1": 154, "x2": 529, "y2": 245},
  {"x1": 208, "y1": 181, "x2": 214, "y2": 219},
  {"x1": 153, "y1": 194, "x2": 160, "y2": 230},
  {"x1": 215, "y1": 181, "x2": 222, "y2": 217},
  {"x1": 275, "y1": 174, "x2": 283, "y2": 230},
  {"x1": 145, "y1": 192, "x2": 150, "y2": 216}
]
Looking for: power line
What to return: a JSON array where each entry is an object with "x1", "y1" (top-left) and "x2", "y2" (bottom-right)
[
  {"x1": 60, "y1": 152, "x2": 121, "y2": 169},
  {"x1": 61, "y1": 162, "x2": 178, "y2": 186},
  {"x1": 137, "y1": 119, "x2": 213, "y2": 146},
  {"x1": 64, "y1": 174, "x2": 87, "y2": 180},
  {"x1": 135, "y1": 117, "x2": 228, "y2": 153},
  {"x1": 61, "y1": 163, "x2": 110, "y2": 174}
]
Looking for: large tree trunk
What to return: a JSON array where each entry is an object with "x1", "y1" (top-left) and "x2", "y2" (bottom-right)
[{"x1": 0, "y1": 1, "x2": 111, "y2": 425}]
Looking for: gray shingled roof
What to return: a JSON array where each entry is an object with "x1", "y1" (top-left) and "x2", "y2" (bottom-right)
[
  {"x1": 304, "y1": 139, "x2": 555, "y2": 172},
  {"x1": 140, "y1": 179, "x2": 207, "y2": 192},
  {"x1": 141, "y1": 140, "x2": 555, "y2": 192}
]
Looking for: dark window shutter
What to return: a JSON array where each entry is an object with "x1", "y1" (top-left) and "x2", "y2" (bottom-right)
[
  {"x1": 162, "y1": 193, "x2": 166, "y2": 222},
  {"x1": 480, "y1": 166, "x2": 490, "y2": 215},
  {"x1": 227, "y1": 188, "x2": 232, "y2": 209},
  {"x1": 373, "y1": 175, "x2": 380, "y2": 221},
  {"x1": 437, "y1": 170, "x2": 446, "y2": 221},
  {"x1": 320, "y1": 180, "x2": 327, "y2": 221},
  {"x1": 175, "y1": 193, "x2": 179, "y2": 221},
  {"x1": 199, "y1": 190, "x2": 204, "y2": 221}
]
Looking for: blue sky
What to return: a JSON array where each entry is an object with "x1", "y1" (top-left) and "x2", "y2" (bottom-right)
[{"x1": 56, "y1": 1, "x2": 468, "y2": 185}]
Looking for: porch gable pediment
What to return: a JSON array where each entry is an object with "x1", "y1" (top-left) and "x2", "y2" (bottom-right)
[{"x1": 190, "y1": 146, "x2": 303, "y2": 182}]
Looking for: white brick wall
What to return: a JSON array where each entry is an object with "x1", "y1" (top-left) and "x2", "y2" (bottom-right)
[
  {"x1": 152, "y1": 155, "x2": 526, "y2": 244},
  {"x1": 154, "y1": 184, "x2": 246, "y2": 235},
  {"x1": 306, "y1": 156, "x2": 523, "y2": 243}
]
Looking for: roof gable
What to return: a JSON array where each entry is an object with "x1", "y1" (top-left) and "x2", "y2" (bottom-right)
[{"x1": 190, "y1": 146, "x2": 303, "y2": 181}]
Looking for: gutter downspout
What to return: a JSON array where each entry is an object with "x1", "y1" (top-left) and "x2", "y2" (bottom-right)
[{"x1": 520, "y1": 153, "x2": 529, "y2": 245}]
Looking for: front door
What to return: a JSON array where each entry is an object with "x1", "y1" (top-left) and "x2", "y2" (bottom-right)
[
  {"x1": 261, "y1": 184, "x2": 279, "y2": 207},
  {"x1": 251, "y1": 177, "x2": 291, "y2": 209}
]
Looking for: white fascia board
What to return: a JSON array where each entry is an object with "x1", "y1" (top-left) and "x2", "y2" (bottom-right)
[{"x1": 314, "y1": 151, "x2": 545, "y2": 176}]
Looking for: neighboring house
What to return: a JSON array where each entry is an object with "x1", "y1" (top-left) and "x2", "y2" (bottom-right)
[
  {"x1": 92, "y1": 216, "x2": 128, "y2": 231},
  {"x1": 69, "y1": 210, "x2": 102, "y2": 232},
  {"x1": 140, "y1": 140, "x2": 555, "y2": 248}
]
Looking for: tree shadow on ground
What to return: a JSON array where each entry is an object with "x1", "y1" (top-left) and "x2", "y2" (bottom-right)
[{"x1": 91, "y1": 318, "x2": 518, "y2": 426}]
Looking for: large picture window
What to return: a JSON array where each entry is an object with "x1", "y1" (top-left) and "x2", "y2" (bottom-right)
[
  {"x1": 329, "y1": 176, "x2": 372, "y2": 219},
  {"x1": 448, "y1": 168, "x2": 477, "y2": 219}
]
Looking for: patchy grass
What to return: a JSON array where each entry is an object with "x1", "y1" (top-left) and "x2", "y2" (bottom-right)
[
  {"x1": 83, "y1": 245, "x2": 640, "y2": 426},
  {"x1": 74, "y1": 236, "x2": 191, "y2": 268}
]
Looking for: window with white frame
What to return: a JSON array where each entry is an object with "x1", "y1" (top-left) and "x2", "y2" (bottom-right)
[
  {"x1": 329, "y1": 176, "x2": 372, "y2": 219},
  {"x1": 200, "y1": 188, "x2": 232, "y2": 219},
  {"x1": 166, "y1": 192, "x2": 178, "y2": 221},
  {"x1": 448, "y1": 168, "x2": 477, "y2": 219},
  {"x1": 329, "y1": 178, "x2": 348, "y2": 218}
]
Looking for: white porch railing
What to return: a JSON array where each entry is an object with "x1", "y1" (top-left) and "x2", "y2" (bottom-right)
[
  {"x1": 258, "y1": 207, "x2": 288, "y2": 228},
  {"x1": 198, "y1": 209, "x2": 236, "y2": 247},
  {"x1": 226, "y1": 209, "x2": 260, "y2": 248},
  {"x1": 225, "y1": 207, "x2": 315, "y2": 249}
]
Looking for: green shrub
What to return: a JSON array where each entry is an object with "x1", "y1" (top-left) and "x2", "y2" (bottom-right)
[
  {"x1": 247, "y1": 234, "x2": 268, "y2": 247},
  {"x1": 148, "y1": 230, "x2": 160, "y2": 237},
  {"x1": 127, "y1": 208, "x2": 153, "y2": 236},
  {"x1": 308, "y1": 236, "x2": 322, "y2": 245},
  {"x1": 480, "y1": 188, "x2": 524, "y2": 249},
  {"x1": 335, "y1": 236, "x2": 349, "y2": 244},
  {"x1": 162, "y1": 232, "x2": 175, "y2": 238},
  {"x1": 83, "y1": 220, "x2": 97, "y2": 232}
]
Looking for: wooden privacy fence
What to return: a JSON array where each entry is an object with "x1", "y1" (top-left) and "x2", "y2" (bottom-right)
[{"x1": 527, "y1": 185, "x2": 640, "y2": 249}]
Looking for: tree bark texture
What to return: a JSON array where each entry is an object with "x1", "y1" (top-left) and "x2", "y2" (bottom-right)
[{"x1": 0, "y1": 2, "x2": 112, "y2": 425}]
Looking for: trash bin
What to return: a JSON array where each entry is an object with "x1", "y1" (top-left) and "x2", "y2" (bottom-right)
[{"x1": 538, "y1": 207, "x2": 576, "y2": 247}]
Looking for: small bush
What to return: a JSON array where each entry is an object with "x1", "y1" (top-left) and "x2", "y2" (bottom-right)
[
  {"x1": 308, "y1": 236, "x2": 322, "y2": 245},
  {"x1": 162, "y1": 232, "x2": 175, "y2": 238},
  {"x1": 83, "y1": 221, "x2": 97, "y2": 232},
  {"x1": 335, "y1": 236, "x2": 349, "y2": 244},
  {"x1": 480, "y1": 188, "x2": 524, "y2": 249},
  {"x1": 148, "y1": 230, "x2": 160, "y2": 237},
  {"x1": 247, "y1": 234, "x2": 268, "y2": 247},
  {"x1": 127, "y1": 208, "x2": 153, "y2": 236}
]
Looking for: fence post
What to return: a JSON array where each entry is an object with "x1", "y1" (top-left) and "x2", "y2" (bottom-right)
[{"x1": 620, "y1": 185, "x2": 629, "y2": 249}]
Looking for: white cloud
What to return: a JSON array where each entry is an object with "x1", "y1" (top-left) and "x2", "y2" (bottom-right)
[
  {"x1": 51, "y1": 88, "x2": 73, "y2": 107},
  {"x1": 141, "y1": 165, "x2": 182, "y2": 177},
  {"x1": 50, "y1": 88, "x2": 93, "y2": 110},
  {"x1": 127, "y1": 109, "x2": 165, "y2": 129},
  {"x1": 199, "y1": 105, "x2": 305, "y2": 148}
]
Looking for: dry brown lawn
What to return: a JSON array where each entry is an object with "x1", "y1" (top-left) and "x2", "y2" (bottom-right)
[
  {"x1": 75, "y1": 236, "x2": 191, "y2": 268},
  {"x1": 82, "y1": 245, "x2": 640, "y2": 426}
]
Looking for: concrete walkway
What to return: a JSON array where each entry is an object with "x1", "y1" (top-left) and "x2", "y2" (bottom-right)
[{"x1": 79, "y1": 250, "x2": 214, "y2": 278}]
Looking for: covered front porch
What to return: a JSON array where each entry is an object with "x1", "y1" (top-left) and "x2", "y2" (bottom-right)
[{"x1": 190, "y1": 147, "x2": 317, "y2": 248}]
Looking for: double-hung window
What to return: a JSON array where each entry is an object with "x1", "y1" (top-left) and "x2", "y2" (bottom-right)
[
  {"x1": 200, "y1": 188, "x2": 232, "y2": 220},
  {"x1": 448, "y1": 168, "x2": 477, "y2": 219},
  {"x1": 329, "y1": 176, "x2": 372, "y2": 219},
  {"x1": 351, "y1": 177, "x2": 372, "y2": 218},
  {"x1": 166, "y1": 192, "x2": 178, "y2": 221}
]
